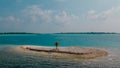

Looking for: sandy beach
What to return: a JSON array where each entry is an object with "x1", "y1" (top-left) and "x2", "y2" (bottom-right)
[{"x1": 15, "y1": 46, "x2": 108, "y2": 59}]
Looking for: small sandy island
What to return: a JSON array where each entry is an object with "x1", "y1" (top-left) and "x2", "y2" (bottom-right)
[{"x1": 16, "y1": 46, "x2": 108, "y2": 59}]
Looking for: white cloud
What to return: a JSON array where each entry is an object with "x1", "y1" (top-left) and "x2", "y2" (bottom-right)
[
  {"x1": 0, "y1": 16, "x2": 20, "y2": 23},
  {"x1": 7, "y1": 16, "x2": 15, "y2": 21},
  {"x1": 23, "y1": 5, "x2": 80, "y2": 25},
  {"x1": 23, "y1": 5, "x2": 54, "y2": 23},
  {"x1": 84, "y1": 6, "x2": 120, "y2": 32},
  {"x1": 86, "y1": 6, "x2": 120, "y2": 21},
  {"x1": 55, "y1": 11, "x2": 80, "y2": 24},
  {"x1": 88, "y1": 10, "x2": 96, "y2": 14}
]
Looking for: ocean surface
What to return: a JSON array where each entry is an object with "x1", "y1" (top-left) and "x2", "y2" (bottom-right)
[{"x1": 0, "y1": 34, "x2": 120, "y2": 68}]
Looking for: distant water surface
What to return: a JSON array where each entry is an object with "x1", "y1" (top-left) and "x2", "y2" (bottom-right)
[{"x1": 0, "y1": 34, "x2": 120, "y2": 47}]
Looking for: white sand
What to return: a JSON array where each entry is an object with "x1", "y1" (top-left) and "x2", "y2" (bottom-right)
[{"x1": 15, "y1": 46, "x2": 108, "y2": 59}]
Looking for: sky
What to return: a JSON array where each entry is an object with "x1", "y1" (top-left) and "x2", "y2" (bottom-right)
[{"x1": 0, "y1": 0, "x2": 120, "y2": 33}]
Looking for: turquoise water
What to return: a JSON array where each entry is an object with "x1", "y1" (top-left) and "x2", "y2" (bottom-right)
[
  {"x1": 0, "y1": 34, "x2": 120, "y2": 47},
  {"x1": 0, "y1": 34, "x2": 120, "y2": 68}
]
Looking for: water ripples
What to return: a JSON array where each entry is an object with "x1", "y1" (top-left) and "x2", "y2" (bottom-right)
[{"x1": 0, "y1": 46, "x2": 120, "y2": 68}]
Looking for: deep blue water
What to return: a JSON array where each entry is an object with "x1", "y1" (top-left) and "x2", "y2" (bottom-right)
[{"x1": 0, "y1": 34, "x2": 120, "y2": 68}]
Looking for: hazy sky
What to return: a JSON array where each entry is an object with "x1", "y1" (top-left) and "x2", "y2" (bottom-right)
[{"x1": 0, "y1": 0, "x2": 120, "y2": 33}]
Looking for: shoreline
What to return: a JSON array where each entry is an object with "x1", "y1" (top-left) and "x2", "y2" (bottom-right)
[{"x1": 15, "y1": 45, "x2": 108, "y2": 59}]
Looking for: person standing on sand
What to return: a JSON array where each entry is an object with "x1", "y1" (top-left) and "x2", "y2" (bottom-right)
[{"x1": 55, "y1": 42, "x2": 59, "y2": 51}]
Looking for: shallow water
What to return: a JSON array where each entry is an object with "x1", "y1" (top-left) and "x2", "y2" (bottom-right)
[{"x1": 0, "y1": 46, "x2": 119, "y2": 68}]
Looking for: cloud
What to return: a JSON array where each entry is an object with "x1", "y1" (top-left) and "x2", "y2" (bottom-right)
[
  {"x1": 6, "y1": 16, "x2": 15, "y2": 21},
  {"x1": 23, "y1": 5, "x2": 80, "y2": 25},
  {"x1": 0, "y1": 16, "x2": 20, "y2": 23},
  {"x1": 54, "y1": 11, "x2": 80, "y2": 24},
  {"x1": 23, "y1": 5, "x2": 54, "y2": 23},
  {"x1": 86, "y1": 6, "x2": 120, "y2": 21},
  {"x1": 84, "y1": 6, "x2": 120, "y2": 32}
]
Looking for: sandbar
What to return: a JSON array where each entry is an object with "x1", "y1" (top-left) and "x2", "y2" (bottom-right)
[{"x1": 15, "y1": 46, "x2": 108, "y2": 59}]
